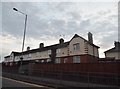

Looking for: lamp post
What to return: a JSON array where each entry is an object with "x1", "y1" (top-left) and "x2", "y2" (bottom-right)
[{"x1": 13, "y1": 8, "x2": 27, "y2": 72}]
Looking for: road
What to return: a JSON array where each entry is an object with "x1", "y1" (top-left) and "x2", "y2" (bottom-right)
[{"x1": 2, "y1": 77, "x2": 54, "y2": 88}]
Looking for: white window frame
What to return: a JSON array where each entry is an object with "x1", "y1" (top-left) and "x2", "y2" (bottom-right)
[
  {"x1": 36, "y1": 52, "x2": 39, "y2": 57},
  {"x1": 41, "y1": 60, "x2": 44, "y2": 63},
  {"x1": 48, "y1": 50, "x2": 51, "y2": 55},
  {"x1": 10, "y1": 62, "x2": 13, "y2": 66},
  {"x1": 35, "y1": 60, "x2": 39, "y2": 62},
  {"x1": 47, "y1": 59, "x2": 51, "y2": 62},
  {"x1": 64, "y1": 58, "x2": 67, "y2": 63},
  {"x1": 56, "y1": 49, "x2": 61, "y2": 54},
  {"x1": 28, "y1": 53, "x2": 31, "y2": 58},
  {"x1": 73, "y1": 56, "x2": 80, "y2": 63},
  {"x1": 73, "y1": 43, "x2": 80, "y2": 51},
  {"x1": 55, "y1": 58, "x2": 61, "y2": 63}
]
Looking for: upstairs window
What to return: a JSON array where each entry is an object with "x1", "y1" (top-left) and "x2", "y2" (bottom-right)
[
  {"x1": 28, "y1": 54, "x2": 31, "y2": 58},
  {"x1": 36, "y1": 52, "x2": 39, "y2": 57},
  {"x1": 56, "y1": 49, "x2": 61, "y2": 54},
  {"x1": 48, "y1": 50, "x2": 51, "y2": 55},
  {"x1": 73, "y1": 43, "x2": 80, "y2": 51}
]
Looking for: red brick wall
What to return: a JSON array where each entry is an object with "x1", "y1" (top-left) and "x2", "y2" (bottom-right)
[
  {"x1": 60, "y1": 54, "x2": 98, "y2": 63},
  {"x1": 59, "y1": 57, "x2": 73, "y2": 63}
]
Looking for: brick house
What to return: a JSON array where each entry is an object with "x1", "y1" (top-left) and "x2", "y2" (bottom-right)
[{"x1": 4, "y1": 32, "x2": 100, "y2": 65}]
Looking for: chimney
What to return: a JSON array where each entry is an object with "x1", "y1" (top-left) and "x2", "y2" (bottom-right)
[
  {"x1": 59, "y1": 38, "x2": 64, "y2": 44},
  {"x1": 27, "y1": 46, "x2": 30, "y2": 51},
  {"x1": 114, "y1": 41, "x2": 120, "y2": 49},
  {"x1": 39, "y1": 43, "x2": 44, "y2": 48},
  {"x1": 88, "y1": 32, "x2": 93, "y2": 44}
]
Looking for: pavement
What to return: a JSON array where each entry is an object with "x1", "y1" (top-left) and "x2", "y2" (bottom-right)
[
  {"x1": 2, "y1": 72, "x2": 120, "y2": 89},
  {"x1": 2, "y1": 76, "x2": 54, "y2": 89}
]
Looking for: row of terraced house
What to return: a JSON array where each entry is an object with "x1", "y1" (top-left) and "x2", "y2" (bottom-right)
[{"x1": 4, "y1": 32, "x2": 120, "y2": 66}]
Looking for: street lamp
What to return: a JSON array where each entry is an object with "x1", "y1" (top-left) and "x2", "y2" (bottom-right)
[{"x1": 13, "y1": 8, "x2": 27, "y2": 72}]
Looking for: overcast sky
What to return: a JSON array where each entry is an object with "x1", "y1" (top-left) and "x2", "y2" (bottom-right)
[{"x1": 1, "y1": 1, "x2": 119, "y2": 62}]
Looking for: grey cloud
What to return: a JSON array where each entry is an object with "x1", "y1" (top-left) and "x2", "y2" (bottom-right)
[
  {"x1": 2, "y1": 2, "x2": 118, "y2": 59},
  {"x1": 67, "y1": 12, "x2": 81, "y2": 21},
  {"x1": 79, "y1": 19, "x2": 90, "y2": 29},
  {"x1": 55, "y1": 2, "x2": 74, "y2": 12}
]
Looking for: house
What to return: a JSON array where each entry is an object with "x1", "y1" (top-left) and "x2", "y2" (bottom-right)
[
  {"x1": 4, "y1": 51, "x2": 21, "y2": 66},
  {"x1": 104, "y1": 41, "x2": 120, "y2": 61},
  {"x1": 98, "y1": 58, "x2": 115, "y2": 63},
  {"x1": 4, "y1": 32, "x2": 100, "y2": 65}
]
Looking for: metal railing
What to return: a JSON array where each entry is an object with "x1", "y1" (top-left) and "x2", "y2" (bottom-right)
[{"x1": 2, "y1": 68, "x2": 120, "y2": 87}]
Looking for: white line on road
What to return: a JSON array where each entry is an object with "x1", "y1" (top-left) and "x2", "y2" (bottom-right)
[{"x1": 2, "y1": 76, "x2": 52, "y2": 88}]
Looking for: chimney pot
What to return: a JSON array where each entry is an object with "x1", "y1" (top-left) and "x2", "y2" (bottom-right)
[
  {"x1": 39, "y1": 43, "x2": 44, "y2": 48},
  {"x1": 27, "y1": 46, "x2": 30, "y2": 51},
  {"x1": 114, "y1": 41, "x2": 120, "y2": 49},
  {"x1": 59, "y1": 38, "x2": 64, "y2": 44}
]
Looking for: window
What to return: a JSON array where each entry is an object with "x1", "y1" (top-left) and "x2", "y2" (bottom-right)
[
  {"x1": 47, "y1": 59, "x2": 51, "y2": 62},
  {"x1": 5, "y1": 62, "x2": 8, "y2": 66},
  {"x1": 64, "y1": 58, "x2": 68, "y2": 63},
  {"x1": 48, "y1": 50, "x2": 51, "y2": 54},
  {"x1": 36, "y1": 52, "x2": 39, "y2": 57},
  {"x1": 73, "y1": 43, "x2": 80, "y2": 51},
  {"x1": 16, "y1": 62, "x2": 18, "y2": 64},
  {"x1": 56, "y1": 49, "x2": 61, "y2": 53},
  {"x1": 28, "y1": 54, "x2": 31, "y2": 58},
  {"x1": 10, "y1": 63, "x2": 13, "y2": 66},
  {"x1": 73, "y1": 56, "x2": 80, "y2": 63},
  {"x1": 35, "y1": 60, "x2": 39, "y2": 63},
  {"x1": 41, "y1": 60, "x2": 44, "y2": 63},
  {"x1": 55, "y1": 58, "x2": 61, "y2": 63}
]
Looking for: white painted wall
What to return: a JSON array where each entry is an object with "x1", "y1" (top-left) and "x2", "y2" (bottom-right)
[
  {"x1": 56, "y1": 47, "x2": 69, "y2": 57},
  {"x1": 4, "y1": 57, "x2": 10, "y2": 62},
  {"x1": 69, "y1": 37, "x2": 99, "y2": 57},
  {"x1": 14, "y1": 56, "x2": 20, "y2": 62},
  {"x1": 87, "y1": 44, "x2": 99, "y2": 57},
  {"x1": 31, "y1": 50, "x2": 50, "y2": 60},
  {"x1": 69, "y1": 37, "x2": 86, "y2": 56}
]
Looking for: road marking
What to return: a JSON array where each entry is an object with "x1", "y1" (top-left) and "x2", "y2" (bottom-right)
[{"x1": 2, "y1": 77, "x2": 50, "y2": 88}]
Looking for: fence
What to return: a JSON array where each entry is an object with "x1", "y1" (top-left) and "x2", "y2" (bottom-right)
[
  {"x1": 2, "y1": 63, "x2": 120, "y2": 87},
  {"x1": 29, "y1": 63, "x2": 120, "y2": 73}
]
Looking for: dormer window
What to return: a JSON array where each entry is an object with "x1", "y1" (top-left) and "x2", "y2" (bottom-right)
[{"x1": 73, "y1": 43, "x2": 80, "y2": 51}]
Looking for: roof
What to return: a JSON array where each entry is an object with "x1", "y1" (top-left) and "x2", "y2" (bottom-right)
[
  {"x1": 70, "y1": 34, "x2": 100, "y2": 48},
  {"x1": 98, "y1": 58, "x2": 115, "y2": 61},
  {"x1": 4, "y1": 51, "x2": 20, "y2": 58},
  {"x1": 11, "y1": 51, "x2": 21, "y2": 56},
  {"x1": 4, "y1": 55, "x2": 10, "y2": 58},
  {"x1": 5, "y1": 33, "x2": 99, "y2": 56},
  {"x1": 104, "y1": 41, "x2": 120, "y2": 53},
  {"x1": 104, "y1": 47, "x2": 120, "y2": 53},
  {"x1": 20, "y1": 41, "x2": 70, "y2": 55}
]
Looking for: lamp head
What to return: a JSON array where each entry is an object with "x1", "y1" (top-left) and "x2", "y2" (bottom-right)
[{"x1": 13, "y1": 8, "x2": 18, "y2": 11}]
